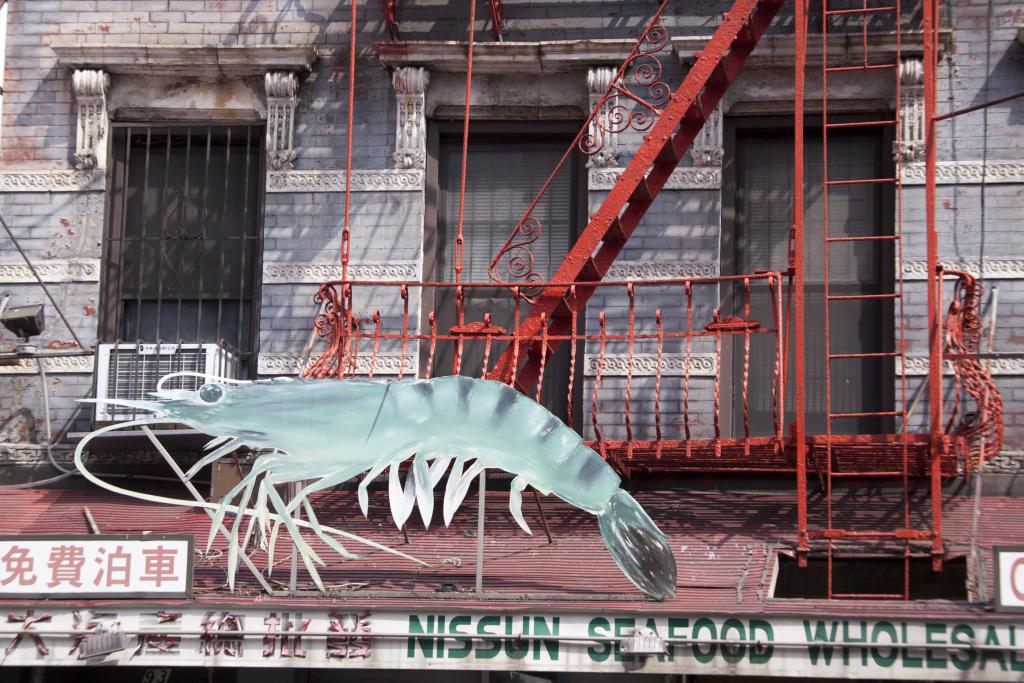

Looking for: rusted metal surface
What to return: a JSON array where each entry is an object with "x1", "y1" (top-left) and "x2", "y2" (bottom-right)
[
  {"x1": 486, "y1": 0, "x2": 672, "y2": 291},
  {"x1": 486, "y1": 0, "x2": 784, "y2": 394},
  {"x1": 4, "y1": 487, "x2": 1023, "y2": 618},
  {"x1": 295, "y1": 0, "x2": 1007, "y2": 605},
  {"x1": 379, "y1": 0, "x2": 399, "y2": 41},
  {"x1": 487, "y1": 0, "x2": 505, "y2": 41}
]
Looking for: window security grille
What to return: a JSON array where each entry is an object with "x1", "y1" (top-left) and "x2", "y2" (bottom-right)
[{"x1": 101, "y1": 124, "x2": 263, "y2": 409}]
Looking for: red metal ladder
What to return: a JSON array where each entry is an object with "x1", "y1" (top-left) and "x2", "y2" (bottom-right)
[{"x1": 489, "y1": 0, "x2": 785, "y2": 391}]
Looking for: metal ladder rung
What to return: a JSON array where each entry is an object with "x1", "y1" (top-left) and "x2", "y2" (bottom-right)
[
  {"x1": 829, "y1": 410, "x2": 900, "y2": 419},
  {"x1": 828, "y1": 351, "x2": 902, "y2": 360},
  {"x1": 825, "y1": 119, "x2": 897, "y2": 129},
  {"x1": 827, "y1": 292, "x2": 900, "y2": 301},
  {"x1": 826, "y1": 177, "x2": 897, "y2": 186},
  {"x1": 825, "y1": 63, "x2": 897, "y2": 74},
  {"x1": 826, "y1": 234, "x2": 899, "y2": 243},
  {"x1": 824, "y1": 6, "x2": 897, "y2": 16}
]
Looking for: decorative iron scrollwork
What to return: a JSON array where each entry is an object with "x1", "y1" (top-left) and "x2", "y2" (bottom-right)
[{"x1": 488, "y1": 15, "x2": 673, "y2": 293}]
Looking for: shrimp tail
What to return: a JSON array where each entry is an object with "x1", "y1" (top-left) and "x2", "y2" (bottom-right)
[{"x1": 596, "y1": 489, "x2": 677, "y2": 600}]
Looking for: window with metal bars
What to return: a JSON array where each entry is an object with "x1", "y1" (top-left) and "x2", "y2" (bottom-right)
[{"x1": 100, "y1": 124, "x2": 263, "y2": 381}]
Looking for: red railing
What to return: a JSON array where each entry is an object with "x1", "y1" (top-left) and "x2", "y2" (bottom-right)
[{"x1": 303, "y1": 273, "x2": 792, "y2": 474}]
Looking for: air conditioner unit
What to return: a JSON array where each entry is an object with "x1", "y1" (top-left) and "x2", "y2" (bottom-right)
[{"x1": 95, "y1": 343, "x2": 240, "y2": 422}]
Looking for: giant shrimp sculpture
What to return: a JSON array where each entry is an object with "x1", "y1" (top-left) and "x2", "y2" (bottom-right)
[{"x1": 76, "y1": 374, "x2": 677, "y2": 599}]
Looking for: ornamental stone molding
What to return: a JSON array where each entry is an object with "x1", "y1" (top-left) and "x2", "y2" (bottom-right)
[
  {"x1": 589, "y1": 167, "x2": 720, "y2": 191},
  {"x1": 266, "y1": 169, "x2": 424, "y2": 193},
  {"x1": 0, "y1": 170, "x2": 104, "y2": 192},
  {"x1": 392, "y1": 67, "x2": 430, "y2": 170},
  {"x1": 690, "y1": 103, "x2": 723, "y2": 167},
  {"x1": 901, "y1": 160, "x2": 1024, "y2": 185},
  {"x1": 0, "y1": 355, "x2": 95, "y2": 375},
  {"x1": 982, "y1": 451, "x2": 1024, "y2": 474},
  {"x1": 899, "y1": 355, "x2": 1024, "y2": 376},
  {"x1": 71, "y1": 69, "x2": 110, "y2": 170},
  {"x1": 901, "y1": 259, "x2": 1024, "y2": 281},
  {"x1": 584, "y1": 353, "x2": 717, "y2": 377},
  {"x1": 262, "y1": 261, "x2": 419, "y2": 284},
  {"x1": 258, "y1": 352, "x2": 416, "y2": 376},
  {"x1": 606, "y1": 261, "x2": 718, "y2": 280},
  {"x1": 0, "y1": 258, "x2": 100, "y2": 283},
  {"x1": 586, "y1": 66, "x2": 619, "y2": 168},
  {"x1": 265, "y1": 71, "x2": 299, "y2": 170},
  {"x1": 896, "y1": 58, "x2": 925, "y2": 163}
]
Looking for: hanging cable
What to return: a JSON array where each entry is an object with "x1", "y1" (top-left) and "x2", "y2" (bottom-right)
[
  {"x1": 340, "y1": 0, "x2": 358, "y2": 278},
  {"x1": 453, "y1": 0, "x2": 478, "y2": 286}
]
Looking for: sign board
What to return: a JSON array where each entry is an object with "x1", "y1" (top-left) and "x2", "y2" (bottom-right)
[
  {"x1": 0, "y1": 535, "x2": 193, "y2": 598},
  {"x1": 0, "y1": 606, "x2": 1022, "y2": 680},
  {"x1": 996, "y1": 546, "x2": 1024, "y2": 613}
]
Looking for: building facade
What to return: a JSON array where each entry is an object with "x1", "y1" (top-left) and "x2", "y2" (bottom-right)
[{"x1": 0, "y1": 0, "x2": 1022, "y2": 680}]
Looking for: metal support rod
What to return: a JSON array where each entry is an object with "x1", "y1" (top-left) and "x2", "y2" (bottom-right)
[
  {"x1": 0, "y1": 211, "x2": 88, "y2": 350},
  {"x1": 933, "y1": 89, "x2": 1024, "y2": 122},
  {"x1": 531, "y1": 488, "x2": 554, "y2": 544},
  {"x1": 139, "y1": 426, "x2": 274, "y2": 594},
  {"x1": 793, "y1": 0, "x2": 809, "y2": 564},
  {"x1": 475, "y1": 472, "x2": 486, "y2": 593},
  {"x1": 923, "y1": 0, "x2": 944, "y2": 569}
]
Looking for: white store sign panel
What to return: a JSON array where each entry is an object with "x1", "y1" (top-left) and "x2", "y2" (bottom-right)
[
  {"x1": 997, "y1": 546, "x2": 1024, "y2": 613},
  {"x1": 0, "y1": 535, "x2": 193, "y2": 598},
  {"x1": 0, "y1": 606, "x2": 1021, "y2": 679}
]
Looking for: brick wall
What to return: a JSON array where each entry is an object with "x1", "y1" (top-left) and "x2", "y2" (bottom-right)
[{"x1": 0, "y1": 0, "x2": 1021, "y2": 477}]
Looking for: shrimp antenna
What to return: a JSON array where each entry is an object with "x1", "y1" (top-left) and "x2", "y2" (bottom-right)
[
  {"x1": 73, "y1": 419, "x2": 431, "y2": 572},
  {"x1": 156, "y1": 372, "x2": 253, "y2": 391}
]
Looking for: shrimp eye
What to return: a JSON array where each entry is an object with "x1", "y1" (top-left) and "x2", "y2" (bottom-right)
[{"x1": 198, "y1": 383, "x2": 225, "y2": 404}]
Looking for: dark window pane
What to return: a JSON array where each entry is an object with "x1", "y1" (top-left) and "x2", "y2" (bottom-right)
[
  {"x1": 732, "y1": 128, "x2": 893, "y2": 435},
  {"x1": 106, "y1": 125, "x2": 261, "y2": 369}
]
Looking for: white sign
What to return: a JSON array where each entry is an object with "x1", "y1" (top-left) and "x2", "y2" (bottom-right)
[
  {"x1": 0, "y1": 606, "x2": 1022, "y2": 680},
  {"x1": 0, "y1": 535, "x2": 192, "y2": 598},
  {"x1": 996, "y1": 546, "x2": 1024, "y2": 612}
]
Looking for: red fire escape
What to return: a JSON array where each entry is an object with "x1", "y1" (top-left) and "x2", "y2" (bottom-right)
[{"x1": 306, "y1": 0, "x2": 1004, "y2": 599}]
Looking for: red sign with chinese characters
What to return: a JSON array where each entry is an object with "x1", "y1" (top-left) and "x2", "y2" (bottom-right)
[{"x1": 0, "y1": 536, "x2": 193, "y2": 598}]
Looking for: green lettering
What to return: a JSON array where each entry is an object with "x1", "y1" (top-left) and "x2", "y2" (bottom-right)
[
  {"x1": 691, "y1": 618, "x2": 717, "y2": 664},
  {"x1": 588, "y1": 618, "x2": 611, "y2": 662},
  {"x1": 475, "y1": 616, "x2": 501, "y2": 659},
  {"x1": 504, "y1": 616, "x2": 529, "y2": 660},
  {"x1": 803, "y1": 620, "x2": 838, "y2": 665},
  {"x1": 870, "y1": 622, "x2": 898, "y2": 668},
  {"x1": 531, "y1": 617, "x2": 559, "y2": 661},
  {"x1": 980, "y1": 626, "x2": 1007, "y2": 671},
  {"x1": 749, "y1": 620, "x2": 774, "y2": 664},
  {"x1": 842, "y1": 621, "x2": 868, "y2": 666},
  {"x1": 925, "y1": 624, "x2": 947, "y2": 669},
  {"x1": 900, "y1": 623, "x2": 922, "y2": 668},
  {"x1": 720, "y1": 619, "x2": 746, "y2": 664},
  {"x1": 1010, "y1": 626, "x2": 1024, "y2": 672},
  {"x1": 407, "y1": 615, "x2": 436, "y2": 658},
  {"x1": 950, "y1": 624, "x2": 976, "y2": 671},
  {"x1": 447, "y1": 616, "x2": 472, "y2": 659}
]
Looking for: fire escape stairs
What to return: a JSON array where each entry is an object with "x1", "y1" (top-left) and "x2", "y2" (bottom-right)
[{"x1": 489, "y1": 0, "x2": 785, "y2": 392}]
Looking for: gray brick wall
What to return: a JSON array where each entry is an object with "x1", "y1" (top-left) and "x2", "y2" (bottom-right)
[{"x1": 0, "y1": 0, "x2": 1021, "y2": 477}]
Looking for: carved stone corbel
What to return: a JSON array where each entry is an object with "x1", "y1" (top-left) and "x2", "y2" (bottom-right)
[
  {"x1": 266, "y1": 71, "x2": 299, "y2": 170},
  {"x1": 392, "y1": 67, "x2": 429, "y2": 170},
  {"x1": 586, "y1": 66, "x2": 619, "y2": 168},
  {"x1": 691, "y1": 102, "x2": 723, "y2": 167},
  {"x1": 896, "y1": 58, "x2": 925, "y2": 163},
  {"x1": 71, "y1": 69, "x2": 109, "y2": 170}
]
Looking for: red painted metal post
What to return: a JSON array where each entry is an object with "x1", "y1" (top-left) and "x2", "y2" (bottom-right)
[
  {"x1": 793, "y1": 0, "x2": 809, "y2": 564},
  {"x1": 923, "y1": 0, "x2": 944, "y2": 569}
]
